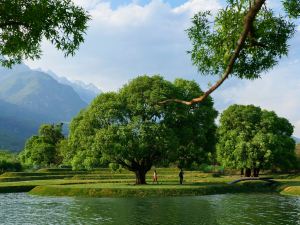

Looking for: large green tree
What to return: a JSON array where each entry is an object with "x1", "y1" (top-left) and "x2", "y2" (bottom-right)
[
  {"x1": 20, "y1": 123, "x2": 65, "y2": 167},
  {"x1": 217, "y1": 105, "x2": 297, "y2": 177},
  {"x1": 164, "y1": 0, "x2": 300, "y2": 105},
  {"x1": 0, "y1": 0, "x2": 89, "y2": 67},
  {"x1": 68, "y1": 76, "x2": 217, "y2": 184}
]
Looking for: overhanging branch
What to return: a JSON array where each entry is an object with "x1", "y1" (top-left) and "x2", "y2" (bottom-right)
[{"x1": 161, "y1": 0, "x2": 266, "y2": 106}]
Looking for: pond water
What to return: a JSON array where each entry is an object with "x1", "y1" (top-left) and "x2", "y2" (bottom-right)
[{"x1": 0, "y1": 193, "x2": 299, "y2": 225}]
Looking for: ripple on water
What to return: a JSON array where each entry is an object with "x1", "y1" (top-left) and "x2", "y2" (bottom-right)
[{"x1": 0, "y1": 193, "x2": 299, "y2": 225}]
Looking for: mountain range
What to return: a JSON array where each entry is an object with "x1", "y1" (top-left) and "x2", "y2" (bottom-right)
[
  {"x1": 0, "y1": 63, "x2": 101, "y2": 151},
  {"x1": 293, "y1": 136, "x2": 300, "y2": 144}
]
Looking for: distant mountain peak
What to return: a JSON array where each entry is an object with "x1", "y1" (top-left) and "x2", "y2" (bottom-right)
[
  {"x1": 44, "y1": 69, "x2": 101, "y2": 103},
  {"x1": 72, "y1": 80, "x2": 99, "y2": 94}
]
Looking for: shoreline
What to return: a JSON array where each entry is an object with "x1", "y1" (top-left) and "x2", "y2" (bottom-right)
[
  {"x1": 28, "y1": 182, "x2": 296, "y2": 198},
  {"x1": 1, "y1": 169, "x2": 299, "y2": 197}
]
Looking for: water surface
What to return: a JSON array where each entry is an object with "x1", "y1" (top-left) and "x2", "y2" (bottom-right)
[{"x1": 0, "y1": 193, "x2": 299, "y2": 225}]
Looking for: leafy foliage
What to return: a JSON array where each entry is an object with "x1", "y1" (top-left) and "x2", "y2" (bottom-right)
[
  {"x1": 217, "y1": 105, "x2": 297, "y2": 174},
  {"x1": 0, "y1": 0, "x2": 89, "y2": 67},
  {"x1": 168, "y1": 79, "x2": 217, "y2": 168},
  {"x1": 187, "y1": 1, "x2": 295, "y2": 80},
  {"x1": 68, "y1": 75, "x2": 217, "y2": 184},
  {"x1": 181, "y1": 0, "x2": 300, "y2": 104},
  {"x1": 20, "y1": 123, "x2": 65, "y2": 167},
  {"x1": 283, "y1": 0, "x2": 300, "y2": 18},
  {"x1": 0, "y1": 150, "x2": 21, "y2": 173}
]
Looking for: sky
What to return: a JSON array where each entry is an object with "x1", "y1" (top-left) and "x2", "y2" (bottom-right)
[{"x1": 24, "y1": 0, "x2": 300, "y2": 136}]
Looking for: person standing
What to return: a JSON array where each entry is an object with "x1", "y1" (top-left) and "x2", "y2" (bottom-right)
[
  {"x1": 179, "y1": 169, "x2": 184, "y2": 185},
  {"x1": 153, "y1": 170, "x2": 158, "y2": 184}
]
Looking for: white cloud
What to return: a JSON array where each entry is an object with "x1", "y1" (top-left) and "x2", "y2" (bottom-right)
[
  {"x1": 25, "y1": 0, "x2": 221, "y2": 91},
  {"x1": 89, "y1": 1, "x2": 168, "y2": 27},
  {"x1": 72, "y1": 0, "x2": 102, "y2": 9},
  {"x1": 214, "y1": 62, "x2": 300, "y2": 136},
  {"x1": 266, "y1": 0, "x2": 282, "y2": 9},
  {"x1": 295, "y1": 121, "x2": 300, "y2": 137},
  {"x1": 24, "y1": 0, "x2": 300, "y2": 136},
  {"x1": 173, "y1": 0, "x2": 221, "y2": 15}
]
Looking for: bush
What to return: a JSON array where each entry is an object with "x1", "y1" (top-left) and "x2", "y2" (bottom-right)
[
  {"x1": 194, "y1": 164, "x2": 224, "y2": 174},
  {"x1": 0, "y1": 160, "x2": 22, "y2": 173},
  {"x1": 0, "y1": 150, "x2": 22, "y2": 174},
  {"x1": 109, "y1": 163, "x2": 123, "y2": 173}
]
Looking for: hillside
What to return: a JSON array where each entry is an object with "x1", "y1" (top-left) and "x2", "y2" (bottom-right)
[
  {"x1": 0, "y1": 100, "x2": 42, "y2": 151},
  {"x1": 293, "y1": 136, "x2": 300, "y2": 144},
  {"x1": 0, "y1": 71, "x2": 87, "y2": 122},
  {"x1": 46, "y1": 70, "x2": 100, "y2": 103},
  {"x1": 0, "y1": 66, "x2": 95, "y2": 151}
]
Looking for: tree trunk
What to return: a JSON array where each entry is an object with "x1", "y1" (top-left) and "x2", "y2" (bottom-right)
[
  {"x1": 135, "y1": 170, "x2": 147, "y2": 185},
  {"x1": 245, "y1": 168, "x2": 251, "y2": 177},
  {"x1": 253, "y1": 168, "x2": 260, "y2": 177},
  {"x1": 240, "y1": 168, "x2": 244, "y2": 176}
]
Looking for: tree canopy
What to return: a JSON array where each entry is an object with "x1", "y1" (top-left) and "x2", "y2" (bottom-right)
[
  {"x1": 0, "y1": 0, "x2": 89, "y2": 67},
  {"x1": 217, "y1": 105, "x2": 297, "y2": 177},
  {"x1": 0, "y1": 150, "x2": 21, "y2": 173},
  {"x1": 20, "y1": 123, "x2": 65, "y2": 167},
  {"x1": 68, "y1": 75, "x2": 217, "y2": 184},
  {"x1": 170, "y1": 0, "x2": 300, "y2": 105}
]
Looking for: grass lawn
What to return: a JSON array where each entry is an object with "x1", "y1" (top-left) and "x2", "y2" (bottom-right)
[
  {"x1": 29, "y1": 181, "x2": 277, "y2": 198},
  {"x1": 0, "y1": 168, "x2": 299, "y2": 197}
]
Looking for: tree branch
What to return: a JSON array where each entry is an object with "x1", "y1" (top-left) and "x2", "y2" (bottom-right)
[
  {"x1": 248, "y1": 19, "x2": 268, "y2": 48},
  {"x1": 161, "y1": 0, "x2": 266, "y2": 106},
  {"x1": 116, "y1": 159, "x2": 133, "y2": 171}
]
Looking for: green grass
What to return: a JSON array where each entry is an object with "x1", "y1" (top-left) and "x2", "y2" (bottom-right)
[
  {"x1": 1, "y1": 171, "x2": 88, "y2": 177},
  {"x1": 0, "y1": 175, "x2": 76, "y2": 182},
  {"x1": 0, "y1": 179, "x2": 103, "y2": 193},
  {"x1": 30, "y1": 182, "x2": 276, "y2": 198},
  {"x1": 0, "y1": 168, "x2": 299, "y2": 197},
  {"x1": 280, "y1": 186, "x2": 300, "y2": 196},
  {"x1": 274, "y1": 177, "x2": 300, "y2": 196}
]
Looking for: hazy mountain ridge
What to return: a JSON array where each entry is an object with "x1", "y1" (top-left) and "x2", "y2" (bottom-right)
[
  {"x1": 0, "y1": 64, "x2": 99, "y2": 151},
  {"x1": 293, "y1": 136, "x2": 300, "y2": 144},
  {"x1": 0, "y1": 71, "x2": 87, "y2": 122},
  {"x1": 0, "y1": 99, "x2": 43, "y2": 151},
  {"x1": 45, "y1": 70, "x2": 101, "y2": 103}
]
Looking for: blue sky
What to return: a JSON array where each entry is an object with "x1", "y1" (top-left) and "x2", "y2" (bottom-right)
[
  {"x1": 96, "y1": 0, "x2": 228, "y2": 8},
  {"x1": 24, "y1": 0, "x2": 300, "y2": 136},
  {"x1": 99, "y1": 0, "x2": 188, "y2": 8}
]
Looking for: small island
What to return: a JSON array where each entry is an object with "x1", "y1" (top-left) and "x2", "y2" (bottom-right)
[{"x1": 1, "y1": 76, "x2": 299, "y2": 198}]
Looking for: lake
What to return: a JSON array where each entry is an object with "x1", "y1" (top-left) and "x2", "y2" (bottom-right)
[{"x1": 0, "y1": 193, "x2": 299, "y2": 225}]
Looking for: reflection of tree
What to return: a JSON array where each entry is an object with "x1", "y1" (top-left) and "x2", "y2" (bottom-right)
[
  {"x1": 4, "y1": 194, "x2": 299, "y2": 224},
  {"x1": 68, "y1": 197, "x2": 218, "y2": 225},
  {"x1": 213, "y1": 194, "x2": 300, "y2": 225}
]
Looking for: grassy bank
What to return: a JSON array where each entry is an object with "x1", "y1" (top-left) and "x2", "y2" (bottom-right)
[
  {"x1": 0, "y1": 168, "x2": 299, "y2": 197},
  {"x1": 275, "y1": 176, "x2": 300, "y2": 196},
  {"x1": 280, "y1": 186, "x2": 300, "y2": 196},
  {"x1": 0, "y1": 179, "x2": 103, "y2": 193},
  {"x1": 29, "y1": 182, "x2": 277, "y2": 198}
]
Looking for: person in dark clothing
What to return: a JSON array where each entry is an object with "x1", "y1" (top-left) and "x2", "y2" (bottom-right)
[{"x1": 179, "y1": 169, "x2": 184, "y2": 185}]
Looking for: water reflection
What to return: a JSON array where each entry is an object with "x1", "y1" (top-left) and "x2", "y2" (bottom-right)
[{"x1": 0, "y1": 193, "x2": 299, "y2": 225}]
